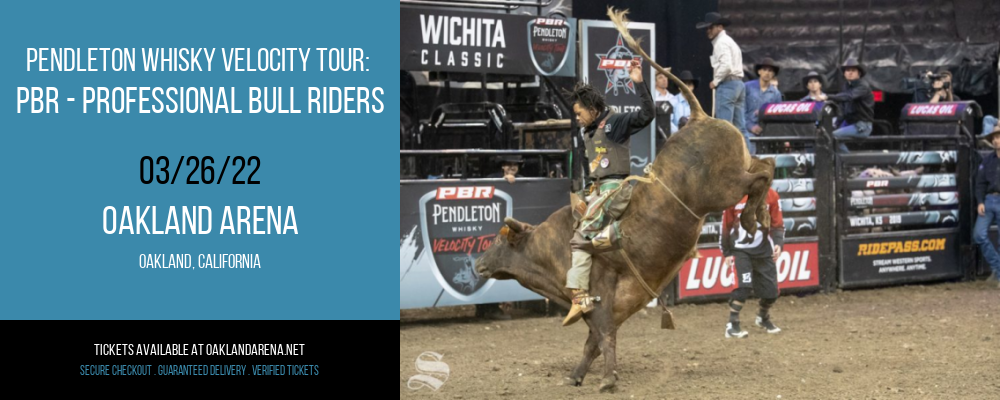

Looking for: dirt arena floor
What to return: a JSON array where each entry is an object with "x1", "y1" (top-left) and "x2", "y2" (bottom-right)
[{"x1": 401, "y1": 281, "x2": 1000, "y2": 399}]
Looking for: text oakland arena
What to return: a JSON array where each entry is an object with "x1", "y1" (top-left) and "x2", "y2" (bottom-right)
[{"x1": 102, "y1": 206, "x2": 298, "y2": 235}]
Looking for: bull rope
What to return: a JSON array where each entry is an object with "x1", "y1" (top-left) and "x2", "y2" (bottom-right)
[{"x1": 624, "y1": 166, "x2": 705, "y2": 220}]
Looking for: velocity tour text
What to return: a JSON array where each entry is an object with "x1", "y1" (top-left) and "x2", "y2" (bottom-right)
[{"x1": 103, "y1": 206, "x2": 297, "y2": 234}]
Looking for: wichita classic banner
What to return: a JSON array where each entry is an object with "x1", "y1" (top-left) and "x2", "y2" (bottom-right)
[{"x1": 400, "y1": 6, "x2": 576, "y2": 76}]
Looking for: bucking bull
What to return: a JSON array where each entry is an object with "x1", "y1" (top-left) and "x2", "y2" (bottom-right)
[{"x1": 474, "y1": 8, "x2": 776, "y2": 393}]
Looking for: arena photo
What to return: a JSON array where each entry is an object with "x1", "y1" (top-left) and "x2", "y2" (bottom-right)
[{"x1": 400, "y1": 0, "x2": 1000, "y2": 397}]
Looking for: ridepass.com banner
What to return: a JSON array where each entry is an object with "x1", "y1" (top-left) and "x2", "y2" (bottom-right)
[{"x1": 1, "y1": 0, "x2": 397, "y2": 385}]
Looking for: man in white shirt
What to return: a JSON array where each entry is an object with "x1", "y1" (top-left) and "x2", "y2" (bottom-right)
[{"x1": 697, "y1": 12, "x2": 750, "y2": 153}]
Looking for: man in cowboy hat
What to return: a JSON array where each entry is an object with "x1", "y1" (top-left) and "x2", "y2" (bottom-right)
[
  {"x1": 487, "y1": 155, "x2": 524, "y2": 184},
  {"x1": 697, "y1": 12, "x2": 749, "y2": 152},
  {"x1": 800, "y1": 71, "x2": 827, "y2": 102},
  {"x1": 670, "y1": 70, "x2": 700, "y2": 129},
  {"x1": 817, "y1": 58, "x2": 874, "y2": 153},
  {"x1": 744, "y1": 57, "x2": 784, "y2": 142},
  {"x1": 974, "y1": 124, "x2": 1000, "y2": 287}
]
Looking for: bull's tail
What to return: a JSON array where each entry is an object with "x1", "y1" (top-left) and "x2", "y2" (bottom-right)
[
  {"x1": 739, "y1": 157, "x2": 776, "y2": 242},
  {"x1": 607, "y1": 7, "x2": 708, "y2": 123}
]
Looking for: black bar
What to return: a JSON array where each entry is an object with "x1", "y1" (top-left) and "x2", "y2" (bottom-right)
[
  {"x1": 847, "y1": 193, "x2": 959, "y2": 210},
  {"x1": 840, "y1": 151, "x2": 957, "y2": 165},
  {"x1": 400, "y1": 177, "x2": 570, "y2": 185},
  {"x1": 758, "y1": 153, "x2": 815, "y2": 168},
  {"x1": 700, "y1": 217, "x2": 817, "y2": 237},
  {"x1": 845, "y1": 210, "x2": 959, "y2": 229},
  {"x1": 844, "y1": 174, "x2": 956, "y2": 190},
  {"x1": 779, "y1": 197, "x2": 817, "y2": 212},
  {"x1": 958, "y1": 133, "x2": 976, "y2": 280},
  {"x1": 750, "y1": 137, "x2": 822, "y2": 142},
  {"x1": 401, "y1": 149, "x2": 568, "y2": 155},
  {"x1": 816, "y1": 126, "x2": 839, "y2": 292},
  {"x1": 8, "y1": 321, "x2": 331, "y2": 386},
  {"x1": 835, "y1": 135, "x2": 961, "y2": 142},
  {"x1": 772, "y1": 178, "x2": 815, "y2": 193}
]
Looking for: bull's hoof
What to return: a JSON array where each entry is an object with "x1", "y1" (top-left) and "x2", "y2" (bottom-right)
[
  {"x1": 598, "y1": 377, "x2": 617, "y2": 393},
  {"x1": 562, "y1": 376, "x2": 582, "y2": 387}
]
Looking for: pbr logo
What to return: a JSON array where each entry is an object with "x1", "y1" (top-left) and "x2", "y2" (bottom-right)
[
  {"x1": 595, "y1": 33, "x2": 642, "y2": 96},
  {"x1": 527, "y1": 18, "x2": 571, "y2": 76},
  {"x1": 418, "y1": 187, "x2": 513, "y2": 300}
]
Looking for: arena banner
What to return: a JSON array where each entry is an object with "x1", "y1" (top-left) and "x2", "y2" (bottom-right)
[
  {"x1": 758, "y1": 101, "x2": 819, "y2": 121},
  {"x1": 848, "y1": 192, "x2": 959, "y2": 210},
  {"x1": 845, "y1": 174, "x2": 956, "y2": 190},
  {"x1": 579, "y1": 20, "x2": 656, "y2": 176},
  {"x1": 846, "y1": 210, "x2": 959, "y2": 229},
  {"x1": 840, "y1": 231, "x2": 963, "y2": 288},
  {"x1": 400, "y1": 6, "x2": 576, "y2": 76},
  {"x1": 400, "y1": 179, "x2": 569, "y2": 309},
  {"x1": 677, "y1": 242, "x2": 821, "y2": 301},
  {"x1": 901, "y1": 102, "x2": 969, "y2": 120},
  {"x1": 772, "y1": 178, "x2": 814, "y2": 193},
  {"x1": 758, "y1": 153, "x2": 815, "y2": 168},
  {"x1": 701, "y1": 217, "x2": 817, "y2": 238}
]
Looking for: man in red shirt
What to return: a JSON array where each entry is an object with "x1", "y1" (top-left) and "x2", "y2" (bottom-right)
[{"x1": 719, "y1": 188, "x2": 785, "y2": 338}]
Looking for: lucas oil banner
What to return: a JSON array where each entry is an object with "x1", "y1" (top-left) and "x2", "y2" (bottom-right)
[
  {"x1": 400, "y1": 6, "x2": 576, "y2": 76},
  {"x1": 677, "y1": 242, "x2": 821, "y2": 301},
  {"x1": 400, "y1": 179, "x2": 569, "y2": 309},
  {"x1": 579, "y1": 20, "x2": 656, "y2": 176}
]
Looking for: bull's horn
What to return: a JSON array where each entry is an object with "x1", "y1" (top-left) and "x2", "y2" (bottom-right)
[{"x1": 504, "y1": 217, "x2": 524, "y2": 233}]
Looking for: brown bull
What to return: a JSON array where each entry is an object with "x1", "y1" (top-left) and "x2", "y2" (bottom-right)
[{"x1": 473, "y1": 8, "x2": 776, "y2": 393}]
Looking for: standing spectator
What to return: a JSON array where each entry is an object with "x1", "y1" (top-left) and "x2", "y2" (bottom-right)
[
  {"x1": 799, "y1": 72, "x2": 827, "y2": 102},
  {"x1": 974, "y1": 126, "x2": 1000, "y2": 287},
  {"x1": 745, "y1": 58, "x2": 784, "y2": 139},
  {"x1": 670, "y1": 70, "x2": 700, "y2": 130},
  {"x1": 653, "y1": 71, "x2": 676, "y2": 103},
  {"x1": 720, "y1": 188, "x2": 785, "y2": 338},
  {"x1": 816, "y1": 58, "x2": 874, "y2": 154},
  {"x1": 653, "y1": 72, "x2": 678, "y2": 135},
  {"x1": 697, "y1": 12, "x2": 749, "y2": 153}
]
